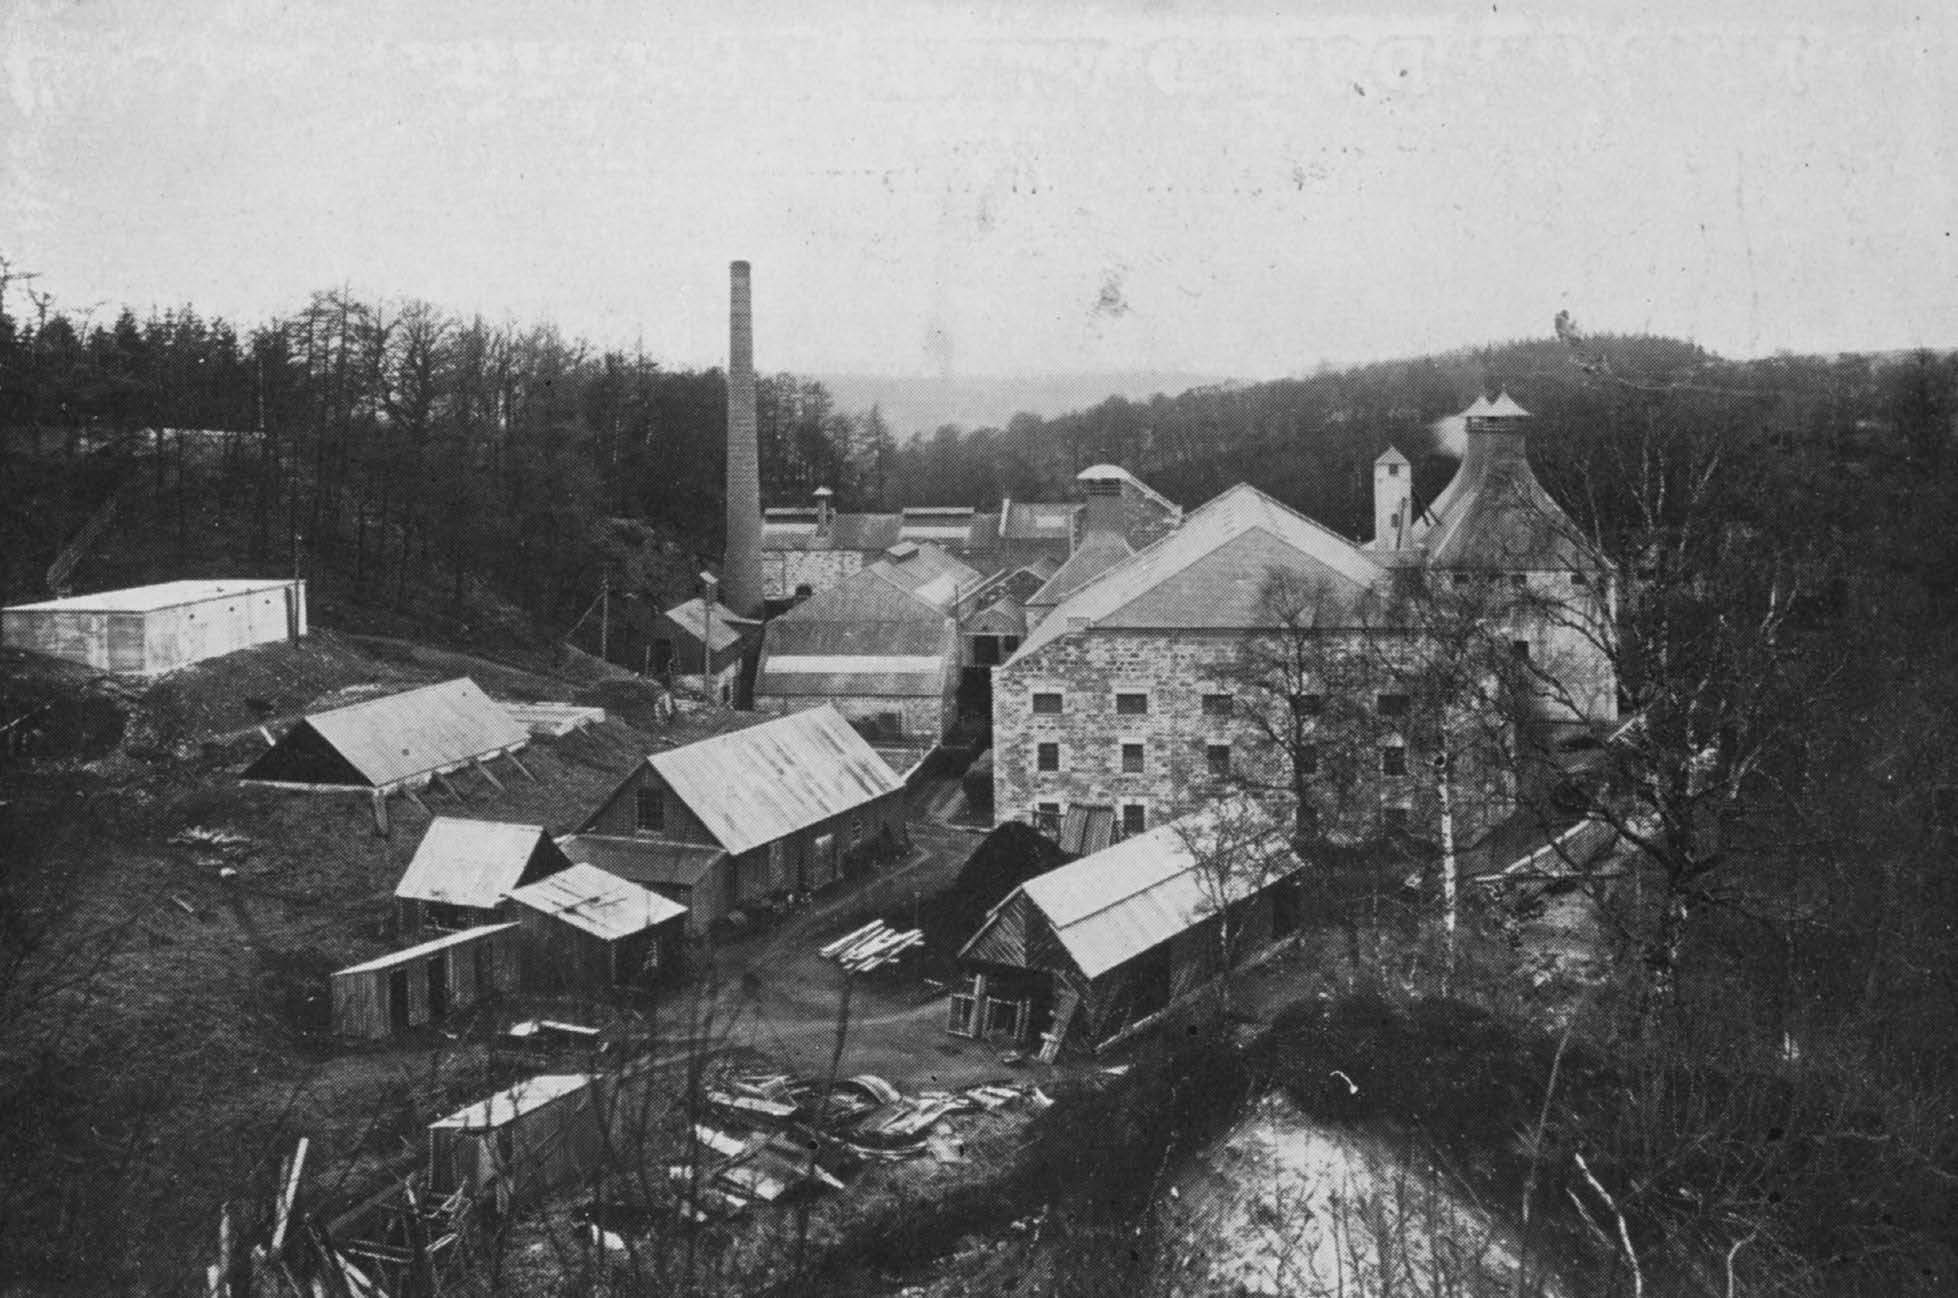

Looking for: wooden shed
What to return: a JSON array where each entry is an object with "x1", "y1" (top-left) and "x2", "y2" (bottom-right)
[
  {"x1": 242, "y1": 677, "x2": 528, "y2": 793},
  {"x1": 506, "y1": 863, "x2": 690, "y2": 993},
  {"x1": 954, "y1": 803, "x2": 1306, "y2": 1054},
  {"x1": 330, "y1": 923, "x2": 520, "y2": 1039},
  {"x1": 427, "y1": 1073, "x2": 605, "y2": 1213},
  {"x1": 394, "y1": 818, "x2": 572, "y2": 935},
  {"x1": 555, "y1": 834, "x2": 730, "y2": 933},
  {"x1": 2, "y1": 579, "x2": 306, "y2": 675},
  {"x1": 576, "y1": 704, "x2": 908, "y2": 921}
]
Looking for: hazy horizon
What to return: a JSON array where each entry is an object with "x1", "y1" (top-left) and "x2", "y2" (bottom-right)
[{"x1": 5, "y1": 1, "x2": 1952, "y2": 378}]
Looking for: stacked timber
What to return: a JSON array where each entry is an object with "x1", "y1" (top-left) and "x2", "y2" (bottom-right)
[{"x1": 819, "y1": 919, "x2": 923, "y2": 972}]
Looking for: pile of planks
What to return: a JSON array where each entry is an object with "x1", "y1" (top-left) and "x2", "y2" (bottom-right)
[
  {"x1": 819, "y1": 919, "x2": 923, "y2": 972},
  {"x1": 205, "y1": 1137, "x2": 395, "y2": 1298}
]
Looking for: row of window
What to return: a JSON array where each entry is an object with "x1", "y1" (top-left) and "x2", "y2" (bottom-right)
[
  {"x1": 1032, "y1": 740, "x2": 1409, "y2": 776},
  {"x1": 1029, "y1": 689, "x2": 1414, "y2": 717},
  {"x1": 1032, "y1": 801, "x2": 1415, "y2": 837}
]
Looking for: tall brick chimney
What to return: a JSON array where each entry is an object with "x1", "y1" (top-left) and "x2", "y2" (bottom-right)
[{"x1": 723, "y1": 260, "x2": 764, "y2": 618}]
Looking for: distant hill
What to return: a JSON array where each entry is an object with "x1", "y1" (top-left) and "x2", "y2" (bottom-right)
[{"x1": 815, "y1": 371, "x2": 1238, "y2": 439}]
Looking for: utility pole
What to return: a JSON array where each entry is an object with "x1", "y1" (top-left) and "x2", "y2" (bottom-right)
[
  {"x1": 700, "y1": 572, "x2": 719, "y2": 702},
  {"x1": 599, "y1": 571, "x2": 611, "y2": 665}
]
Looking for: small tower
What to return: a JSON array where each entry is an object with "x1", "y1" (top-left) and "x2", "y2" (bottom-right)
[
  {"x1": 1373, "y1": 445, "x2": 1412, "y2": 549},
  {"x1": 812, "y1": 486, "x2": 834, "y2": 529}
]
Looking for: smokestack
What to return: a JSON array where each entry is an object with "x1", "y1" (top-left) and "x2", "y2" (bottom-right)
[{"x1": 723, "y1": 260, "x2": 764, "y2": 617}]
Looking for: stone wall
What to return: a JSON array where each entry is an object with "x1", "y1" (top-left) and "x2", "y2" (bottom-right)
[{"x1": 993, "y1": 627, "x2": 1515, "y2": 844}]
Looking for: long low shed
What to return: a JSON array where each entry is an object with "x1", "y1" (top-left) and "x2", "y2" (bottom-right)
[
  {"x1": 331, "y1": 923, "x2": 521, "y2": 1038},
  {"x1": 2, "y1": 579, "x2": 306, "y2": 675},
  {"x1": 242, "y1": 677, "x2": 529, "y2": 793}
]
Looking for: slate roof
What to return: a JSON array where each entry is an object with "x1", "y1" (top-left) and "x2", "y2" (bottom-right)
[
  {"x1": 869, "y1": 542, "x2": 981, "y2": 611},
  {"x1": 1027, "y1": 530, "x2": 1133, "y2": 608},
  {"x1": 967, "y1": 802, "x2": 1303, "y2": 981},
  {"x1": 1000, "y1": 500, "x2": 1079, "y2": 542},
  {"x1": 260, "y1": 677, "x2": 527, "y2": 788},
  {"x1": 634, "y1": 705, "x2": 904, "y2": 857},
  {"x1": 1413, "y1": 394, "x2": 1604, "y2": 572},
  {"x1": 762, "y1": 511, "x2": 904, "y2": 553},
  {"x1": 1009, "y1": 484, "x2": 1386, "y2": 662},
  {"x1": 395, "y1": 818, "x2": 556, "y2": 911},
  {"x1": 506, "y1": 862, "x2": 689, "y2": 940}
]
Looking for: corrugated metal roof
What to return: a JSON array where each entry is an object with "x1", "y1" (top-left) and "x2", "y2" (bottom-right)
[
  {"x1": 660, "y1": 598, "x2": 757, "y2": 653},
  {"x1": 869, "y1": 542, "x2": 981, "y2": 611},
  {"x1": 556, "y1": 834, "x2": 726, "y2": 888},
  {"x1": 395, "y1": 818, "x2": 552, "y2": 910},
  {"x1": 757, "y1": 565, "x2": 956, "y2": 698},
  {"x1": 647, "y1": 704, "x2": 904, "y2": 856},
  {"x1": 1009, "y1": 484, "x2": 1385, "y2": 663},
  {"x1": 336, "y1": 923, "x2": 518, "y2": 976},
  {"x1": 430, "y1": 1073, "x2": 594, "y2": 1130},
  {"x1": 507, "y1": 862, "x2": 689, "y2": 940},
  {"x1": 300, "y1": 677, "x2": 528, "y2": 788},
  {"x1": 1001, "y1": 501, "x2": 1079, "y2": 540},
  {"x1": 1003, "y1": 802, "x2": 1304, "y2": 980}
]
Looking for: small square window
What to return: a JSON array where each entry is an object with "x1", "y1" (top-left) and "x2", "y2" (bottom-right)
[
  {"x1": 1381, "y1": 746, "x2": 1407, "y2": 777},
  {"x1": 1115, "y1": 692, "x2": 1149, "y2": 716},
  {"x1": 1121, "y1": 803, "x2": 1147, "y2": 836},
  {"x1": 1034, "y1": 802, "x2": 1061, "y2": 836},
  {"x1": 1382, "y1": 806, "x2": 1410, "y2": 832},
  {"x1": 1298, "y1": 742, "x2": 1319, "y2": 776},
  {"x1": 635, "y1": 788, "x2": 665, "y2": 833},
  {"x1": 1510, "y1": 573, "x2": 1528, "y2": 588},
  {"x1": 1032, "y1": 691, "x2": 1063, "y2": 714},
  {"x1": 1201, "y1": 693, "x2": 1234, "y2": 717},
  {"x1": 1037, "y1": 742, "x2": 1060, "y2": 772},
  {"x1": 1292, "y1": 692, "x2": 1324, "y2": 715},
  {"x1": 1378, "y1": 693, "x2": 1409, "y2": 719},
  {"x1": 1206, "y1": 744, "x2": 1231, "y2": 777},
  {"x1": 1121, "y1": 743, "x2": 1145, "y2": 774},
  {"x1": 1511, "y1": 639, "x2": 1531, "y2": 660}
]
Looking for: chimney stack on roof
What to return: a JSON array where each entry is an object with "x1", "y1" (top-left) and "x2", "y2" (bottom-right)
[{"x1": 723, "y1": 261, "x2": 764, "y2": 618}]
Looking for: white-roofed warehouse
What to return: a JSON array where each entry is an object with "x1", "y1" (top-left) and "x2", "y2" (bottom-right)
[
  {"x1": 2, "y1": 578, "x2": 306, "y2": 674},
  {"x1": 954, "y1": 801, "x2": 1307, "y2": 1054}
]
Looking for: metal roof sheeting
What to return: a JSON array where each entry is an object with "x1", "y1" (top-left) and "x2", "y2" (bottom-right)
[
  {"x1": 555, "y1": 834, "x2": 726, "y2": 888},
  {"x1": 336, "y1": 923, "x2": 518, "y2": 976},
  {"x1": 297, "y1": 677, "x2": 528, "y2": 788},
  {"x1": 660, "y1": 598, "x2": 757, "y2": 653},
  {"x1": 1002, "y1": 802, "x2": 1305, "y2": 980},
  {"x1": 647, "y1": 704, "x2": 904, "y2": 857},
  {"x1": 395, "y1": 818, "x2": 553, "y2": 910},
  {"x1": 507, "y1": 863, "x2": 689, "y2": 940},
  {"x1": 430, "y1": 1074, "x2": 594, "y2": 1130}
]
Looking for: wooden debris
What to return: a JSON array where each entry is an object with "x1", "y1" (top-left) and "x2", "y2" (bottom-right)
[{"x1": 821, "y1": 919, "x2": 925, "y2": 973}]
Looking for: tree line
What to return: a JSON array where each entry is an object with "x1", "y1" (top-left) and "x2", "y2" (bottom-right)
[{"x1": 0, "y1": 266, "x2": 900, "y2": 628}]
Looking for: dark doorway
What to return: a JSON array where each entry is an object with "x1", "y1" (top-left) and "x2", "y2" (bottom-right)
[
  {"x1": 427, "y1": 953, "x2": 450, "y2": 1020},
  {"x1": 388, "y1": 968, "x2": 411, "y2": 1033},
  {"x1": 1272, "y1": 879, "x2": 1301, "y2": 938},
  {"x1": 1131, "y1": 944, "x2": 1172, "y2": 1018},
  {"x1": 473, "y1": 943, "x2": 494, "y2": 1000}
]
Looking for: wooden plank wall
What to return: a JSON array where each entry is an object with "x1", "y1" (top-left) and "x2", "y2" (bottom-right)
[{"x1": 330, "y1": 925, "x2": 521, "y2": 1038}]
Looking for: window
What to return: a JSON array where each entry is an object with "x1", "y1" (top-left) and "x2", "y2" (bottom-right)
[
  {"x1": 1201, "y1": 693, "x2": 1234, "y2": 717},
  {"x1": 1510, "y1": 573, "x2": 1528, "y2": 588},
  {"x1": 1121, "y1": 803, "x2": 1148, "y2": 836},
  {"x1": 634, "y1": 788, "x2": 665, "y2": 833},
  {"x1": 1386, "y1": 463, "x2": 1401, "y2": 477},
  {"x1": 1032, "y1": 691, "x2": 1063, "y2": 714},
  {"x1": 1121, "y1": 742, "x2": 1145, "y2": 774},
  {"x1": 973, "y1": 635, "x2": 1002, "y2": 666},
  {"x1": 1115, "y1": 691, "x2": 1149, "y2": 716},
  {"x1": 1298, "y1": 742, "x2": 1319, "y2": 776},
  {"x1": 1382, "y1": 745, "x2": 1408, "y2": 777},
  {"x1": 1377, "y1": 693, "x2": 1409, "y2": 719},
  {"x1": 1570, "y1": 572, "x2": 1589, "y2": 588},
  {"x1": 1034, "y1": 802, "x2": 1062, "y2": 836},
  {"x1": 1037, "y1": 742, "x2": 1061, "y2": 772},
  {"x1": 1206, "y1": 744, "x2": 1232, "y2": 777},
  {"x1": 1292, "y1": 692, "x2": 1324, "y2": 715},
  {"x1": 1511, "y1": 639, "x2": 1532, "y2": 660},
  {"x1": 1382, "y1": 806, "x2": 1410, "y2": 832},
  {"x1": 1002, "y1": 635, "x2": 1022, "y2": 654}
]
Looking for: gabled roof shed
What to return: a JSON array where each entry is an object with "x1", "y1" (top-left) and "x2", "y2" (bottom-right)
[{"x1": 243, "y1": 677, "x2": 528, "y2": 790}]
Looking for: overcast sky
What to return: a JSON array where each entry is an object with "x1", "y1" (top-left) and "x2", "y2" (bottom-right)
[{"x1": 3, "y1": 0, "x2": 1952, "y2": 380}]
